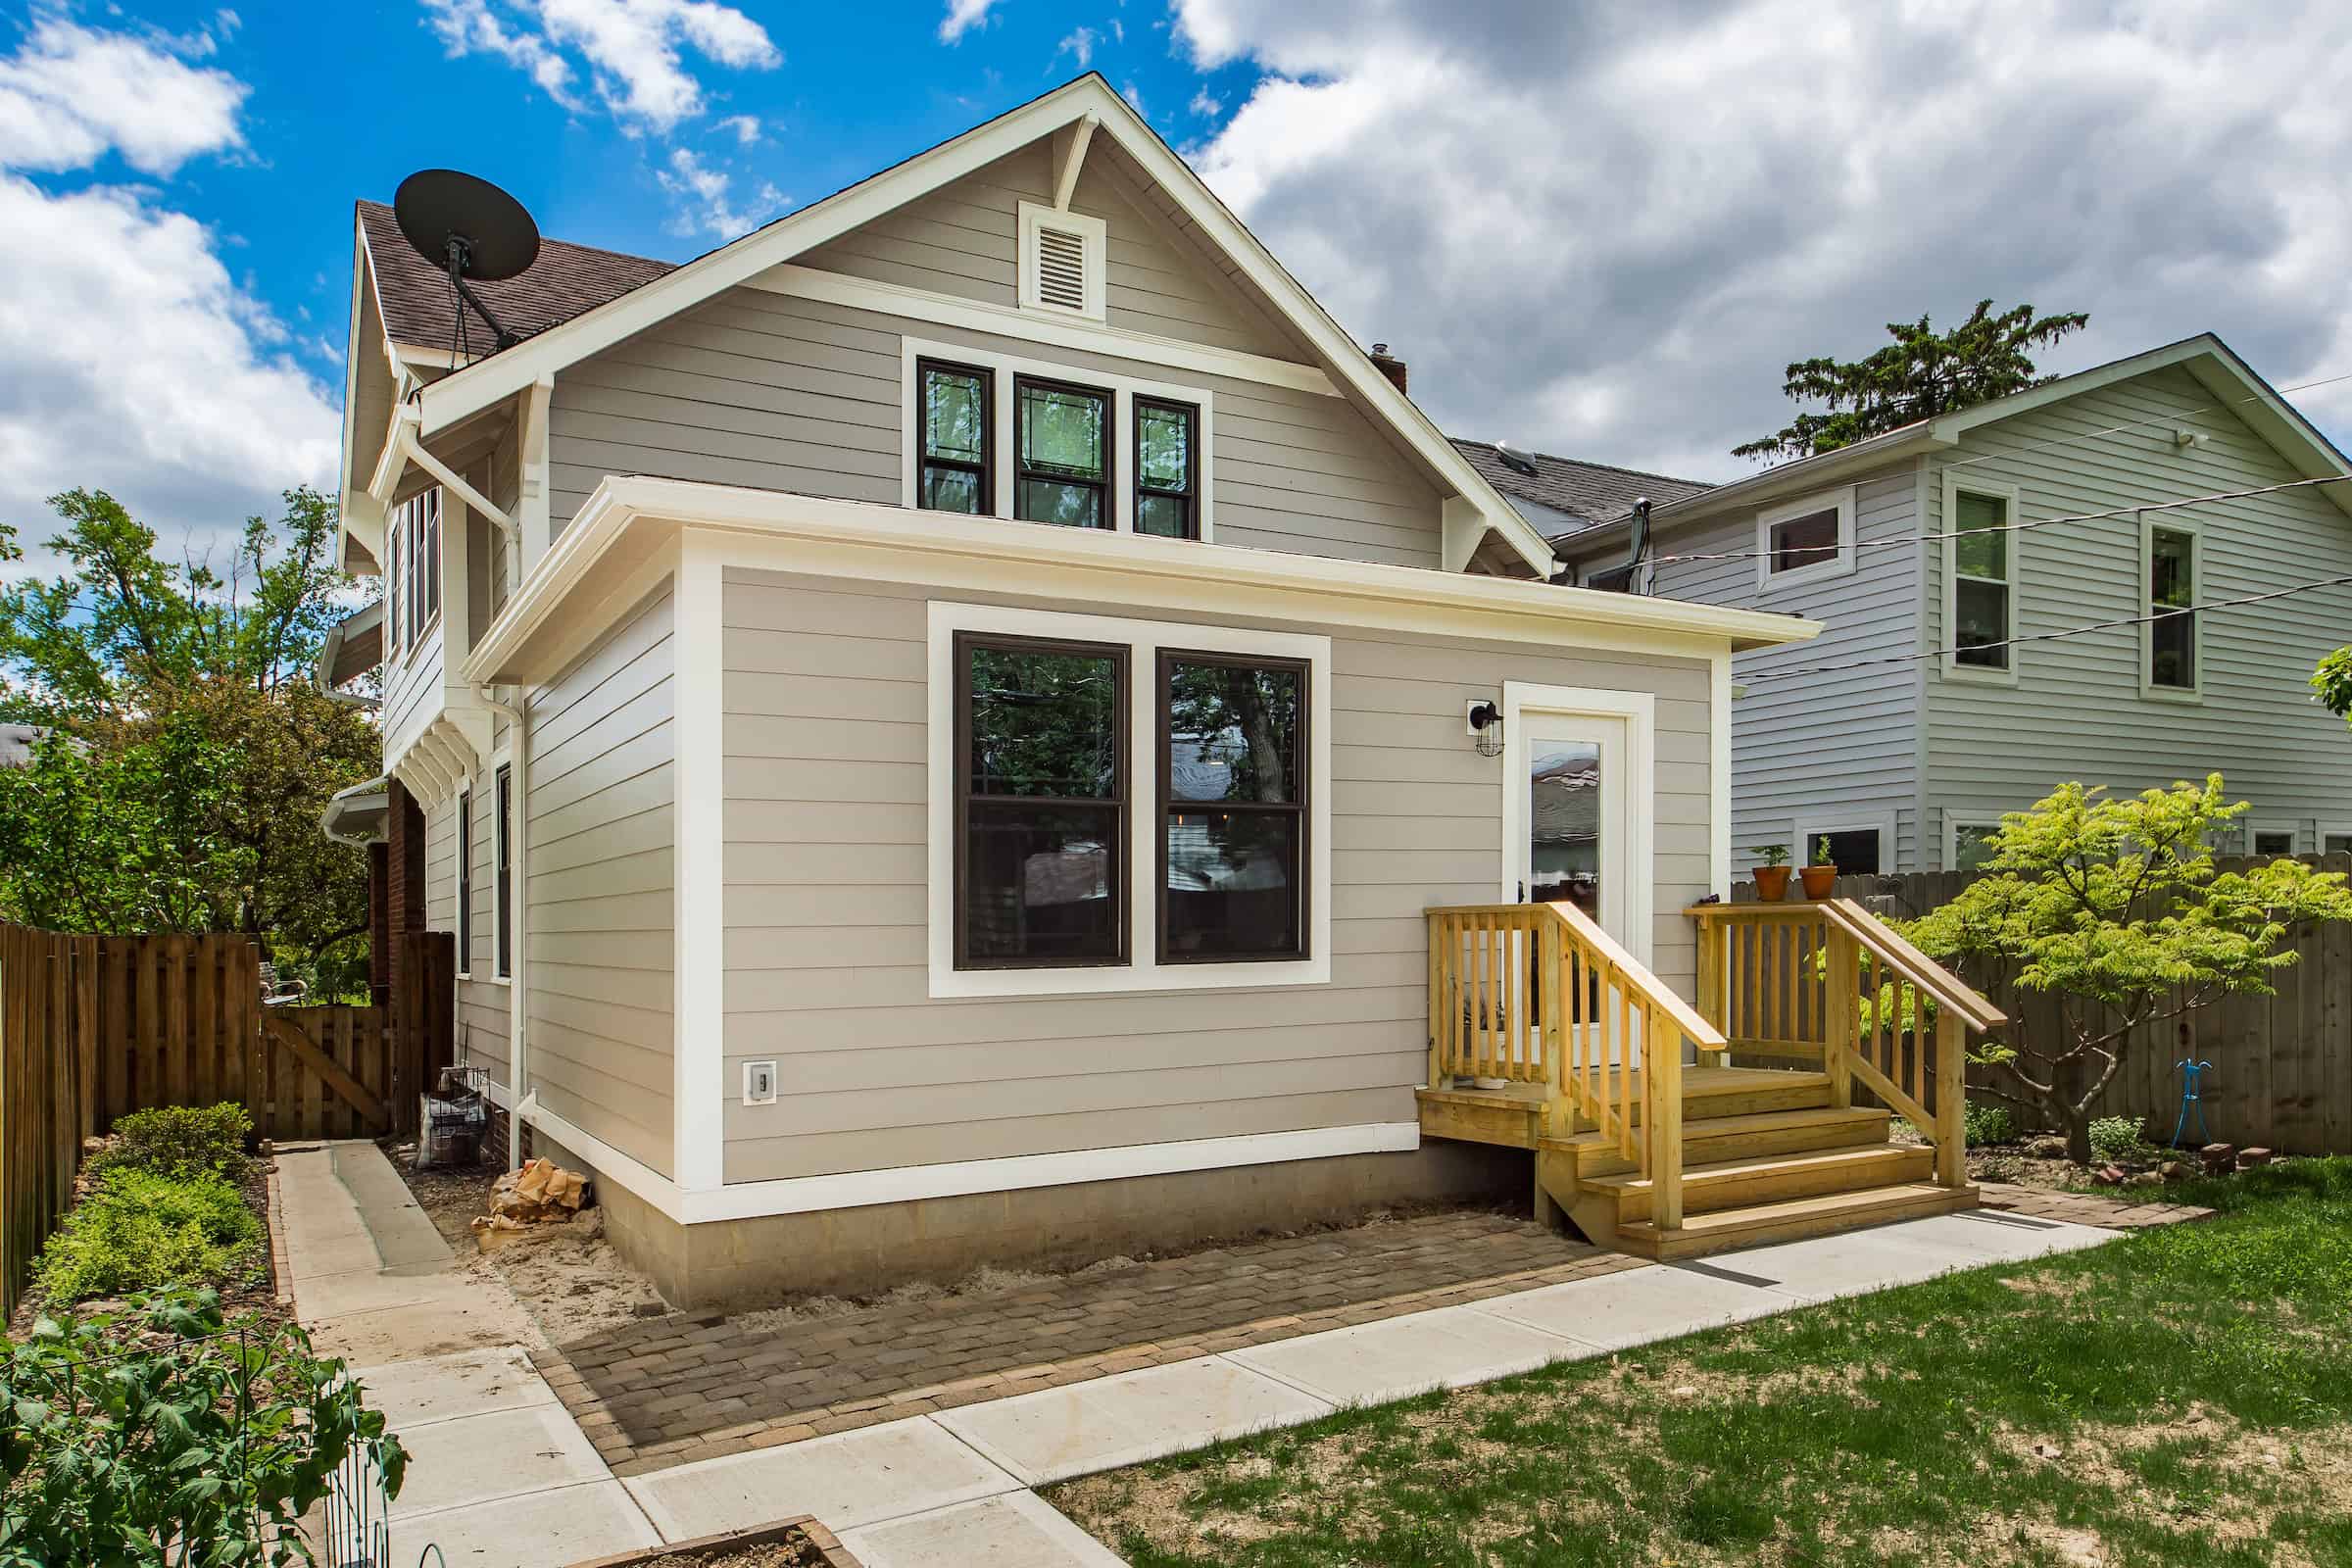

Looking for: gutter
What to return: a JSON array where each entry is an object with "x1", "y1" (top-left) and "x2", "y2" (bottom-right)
[
  {"x1": 1563, "y1": 425, "x2": 1955, "y2": 553},
  {"x1": 475, "y1": 685, "x2": 529, "y2": 1161}
]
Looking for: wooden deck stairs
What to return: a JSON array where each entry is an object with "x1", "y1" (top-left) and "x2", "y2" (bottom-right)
[{"x1": 1420, "y1": 900, "x2": 2007, "y2": 1261}]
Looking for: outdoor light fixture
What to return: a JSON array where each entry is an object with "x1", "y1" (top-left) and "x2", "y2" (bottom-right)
[{"x1": 1467, "y1": 700, "x2": 1504, "y2": 759}]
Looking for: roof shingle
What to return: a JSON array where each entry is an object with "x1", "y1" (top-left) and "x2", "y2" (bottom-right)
[
  {"x1": 359, "y1": 200, "x2": 676, "y2": 355},
  {"x1": 1448, "y1": 437, "x2": 1713, "y2": 539}
]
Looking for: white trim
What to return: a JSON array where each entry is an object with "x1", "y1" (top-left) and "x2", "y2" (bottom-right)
[
  {"x1": 2139, "y1": 512, "x2": 2203, "y2": 703},
  {"x1": 1709, "y1": 652, "x2": 1732, "y2": 899},
  {"x1": 1792, "y1": 808, "x2": 1898, "y2": 876},
  {"x1": 519, "y1": 1091, "x2": 1418, "y2": 1225},
  {"x1": 466, "y1": 478, "x2": 1818, "y2": 687},
  {"x1": 1051, "y1": 113, "x2": 1097, "y2": 212},
  {"x1": 1752, "y1": 485, "x2": 1855, "y2": 594},
  {"x1": 1498, "y1": 683, "x2": 1656, "y2": 967},
  {"x1": 1940, "y1": 812, "x2": 2004, "y2": 873},
  {"x1": 1940, "y1": 474, "x2": 2022, "y2": 686},
  {"x1": 671, "y1": 538, "x2": 727, "y2": 1192},
  {"x1": 1018, "y1": 200, "x2": 1106, "y2": 322},
  {"x1": 454, "y1": 785, "x2": 474, "y2": 979},
  {"x1": 2247, "y1": 819, "x2": 2299, "y2": 857},
  {"x1": 900, "y1": 334, "x2": 1214, "y2": 542},
  {"x1": 926, "y1": 600, "x2": 1332, "y2": 999},
  {"x1": 2322, "y1": 824, "x2": 2352, "y2": 858},
  {"x1": 747, "y1": 267, "x2": 1337, "y2": 396}
]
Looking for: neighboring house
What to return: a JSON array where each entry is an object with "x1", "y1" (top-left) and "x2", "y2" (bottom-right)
[
  {"x1": 1497, "y1": 335, "x2": 2352, "y2": 874},
  {"x1": 329, "y1": 76, "x2": 2036, "y2": 1304},
  {"x1": 0, "y1": 724, "x2": 45, "y2": 768}
]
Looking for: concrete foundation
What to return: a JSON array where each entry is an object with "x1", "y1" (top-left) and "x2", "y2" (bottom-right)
[{"x1": 534, "y1": 1135, "x2": 1523, "y2": 1309}]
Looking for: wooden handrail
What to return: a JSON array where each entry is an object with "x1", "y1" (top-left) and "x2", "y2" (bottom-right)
[
  {"x1": 1548, "y1": 900, "x2": 1728, "y2": 1053},
  {"x1": 1817, "y1": 899, "x2": 2008, "y2": 1032}
]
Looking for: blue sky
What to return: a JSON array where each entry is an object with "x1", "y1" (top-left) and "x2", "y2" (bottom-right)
[{"x1": 4, "y1": 1, "x2": 2349, "y2": 569}]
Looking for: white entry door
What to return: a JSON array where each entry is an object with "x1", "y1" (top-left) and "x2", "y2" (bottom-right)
[{"x1": 1513, "y1": 710, "x2": 1633, "y2": 947}]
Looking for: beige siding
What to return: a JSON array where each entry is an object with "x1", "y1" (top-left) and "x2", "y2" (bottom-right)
[
  {"x1": 718, "y1": 565, "x2": 1713, "y2": 1184},
  {"x1": 416, "y1": 762, "x2": 514, "y2": 1091},
  {"x1": 549, "y1": 288, "x2": 1443, "y2": 568},
  {"x1": 525, "y1": 584, "x2": 678, "y2": 1177},
  {"x1": 1921, "y1": 363, "x2": 2352, "y2": 860}
]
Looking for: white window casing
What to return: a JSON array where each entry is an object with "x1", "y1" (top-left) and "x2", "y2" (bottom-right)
[
  {"x1": 1018, "y1": 201, "x2": 1106, "y2": 322},
  {"x1": 2323, "y1": 826, "x2": 2352, "y2": 858},
  {"x1": 1752, "y1": 485, "x2": 1856, "y2": 594},
  {"x1": 1792, "y1": 808, "x2": 1898, "y2": 875},
  {"x1": 2247, "y1": 820, "x2": 2298, "y2": 858},
  {"x1": 1941, "y1": 475, "x2": 2021, "y2": 686},
  {"x1": 1942, "y1": 812, "x2": 2004, "y2": 873},
  {"x1": 2140, "y1": 513, "x2": 2202, "y2": 702},
  {"x1": 927, "y1": 600, "x2": 1331, "y2": 999}
]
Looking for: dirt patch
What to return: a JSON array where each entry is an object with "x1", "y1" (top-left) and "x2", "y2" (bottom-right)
[{"x1": 396, "y1": 1152, "x2": 671, "y2": 1345}]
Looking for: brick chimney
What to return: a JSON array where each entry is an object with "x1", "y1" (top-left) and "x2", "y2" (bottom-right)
[{"x1": 1368, "y1": 342, "x2": 1408, "y2": 395}]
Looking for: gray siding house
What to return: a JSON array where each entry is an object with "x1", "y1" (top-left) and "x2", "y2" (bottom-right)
[
  {"x1": 1514, "y1": 337, "x2": 2352, "y2": 874},
  {"x1": 326, "y1": 76, "x2": 1820, "y2": 1301}
]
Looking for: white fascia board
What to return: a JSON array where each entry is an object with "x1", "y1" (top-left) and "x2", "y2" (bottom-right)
[{"x1": 465, "y1": 475, "x2": 1821, "y2": 688}]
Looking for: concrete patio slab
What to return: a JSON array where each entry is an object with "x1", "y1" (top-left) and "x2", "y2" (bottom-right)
[
  {"x1": 349, "y1": 1346, "x2": 556, "y2": 1433},
  {"x1": 623, "y1": 1417, "x2": 1024, "y2": 1540},
  {"x1": 396, "y1": 1479, "x2": 662, "y2": 1567},
  {"x1": 387, "y1": 1402, "x2": 611, "y2": 1520},
  {"x1": 937, "y1": 1358, "x2": 1333, "y2": 1486},
  {"x1": 841, "y1": 1490, "x2": 1130, "y2": 1568},
  {"x1": 1728, "y1": 1212, "x2": 2116, "y2": 1304},
  {"x1": 1886, "y1": 1208, "x2": 2118, "y2": 1261},
  {"x1": 1469, "y1": 1261, "x2": 1779, "y2": 1349},
  {"x1": 1228, "y1": 1302, "x2": 1590, "y2": 1407}
]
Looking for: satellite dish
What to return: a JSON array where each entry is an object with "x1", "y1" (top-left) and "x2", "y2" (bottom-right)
[
  {"x1": 1494, "y1": 440, "x2": 1541, "y2": 478},
  {"x1": 392, "y1": 170, "x2": 541, "y2": 352}
]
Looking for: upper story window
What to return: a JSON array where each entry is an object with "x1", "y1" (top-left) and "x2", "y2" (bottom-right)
[
  {"x1": 2145, "y1": 520, "x2": 2198, "y2": 696},
  {"x1": 389, "y1": 490, "x2": 442, "y2": 657},
  {"x1": 1134, "y1": 399, "x2": 1200, "y2": 540},
  {"x1": 1945, "y1": 481, "x2": 2019, "y2": 680},
  {"x1": 918, "y1": 360, "x2": 992, "y2": 515},
  {"x1": 1015, "y1": 377, "x2": 1112, "y2": 528},
  {"x1": 1753, "y1": 486, "x2": 1854, "y2": 592}
]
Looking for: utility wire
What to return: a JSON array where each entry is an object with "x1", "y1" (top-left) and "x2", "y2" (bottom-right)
[{"x1": 1740, "y1": 568, "x2": 2352, "y2": 685}]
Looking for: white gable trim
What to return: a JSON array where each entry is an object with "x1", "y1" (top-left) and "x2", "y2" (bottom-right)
[{"x1": 410, "y1": 74, "x2": 1557, "y2": 577}]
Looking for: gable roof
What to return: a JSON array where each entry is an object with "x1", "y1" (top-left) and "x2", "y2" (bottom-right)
[
  {"x1": 1449, "y1": 438, "x2": 1712, "y2": 537},
  {"x1": 390, "y1": 74, "x2": 1556, "y2": 575},
  {"x1": 359, "y1": 201, "x2": 675, "y2": 354}
]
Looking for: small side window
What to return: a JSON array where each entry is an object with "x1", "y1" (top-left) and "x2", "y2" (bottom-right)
[
  {"x1": 1134, "y1": 399, "x2": 1200, "y2": 540},
  {"x1": 917, "y1": 360, "x2": 992, "y2": 515}
]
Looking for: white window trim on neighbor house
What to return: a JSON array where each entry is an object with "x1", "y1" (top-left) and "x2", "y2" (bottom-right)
[
  {"x1": 2246, "y1": 819, "x2": 2299, "y2": 857},
  {"x1": 900, "y1": 336, "x2": 1216, "y2": 542},
  {"x1": 925, "y1": 599, "x2": 1332, "y2": 1000},
  {"x1": 2321, "y1": 825, "x2": 2352, "y2": 858},
  {"x1": 2140, "y1": 512, "x2": 2202, "y2": 703},
  {"x1": 1941, "y1": 813, "x2": 2005, "y2": 873},
  {"x1": 1941, "y1": 474, "x2": 2022, "y2": 687},
  {"x1": 1752, "y1": 485, "x2": 1856, "y2": 594},
  {"x1": 1017, "y1": 201, "x2": 1107, "y2": 321},
  {"x1": 1792, "y1": 808, "x2": 1898, "y2": 875}
]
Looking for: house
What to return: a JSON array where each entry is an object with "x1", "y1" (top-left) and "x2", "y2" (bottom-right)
[
  {"x1": 323, "y1": 75, "x2": 2003, "y2": 1304},
  {"x1": 1494, "y1": 336, "x2": 2352, "y2": 874}
]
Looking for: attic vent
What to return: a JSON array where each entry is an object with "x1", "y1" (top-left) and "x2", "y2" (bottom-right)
[{"x1": 1018, "y1": 201, "x2": 1105, "y2": 320}]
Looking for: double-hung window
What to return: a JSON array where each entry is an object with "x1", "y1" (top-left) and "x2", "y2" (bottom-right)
[
  {"x1": 1947, "y1": 484, "x2": 2018, "y2": 676},
  {"x1": 2145, "y1": 520, "x2": 2198, "y2": 696},
  {"x1": 917, "y1": 359, "x2": 991, "y2": 515},
  {"x1": 1014, "y1": 376, "x2": 1112, "y2": 528},
  {"x1": 456, "y1": 788, "x2": 474, "y2": 975},
  {"x1": 494, "y1": 763, "x2": 514, "y2": 980},
  {"x1": 1159, "y1": 653, "x2": 1307, "y2": 960},
  {"x1": 1134, "y1": 399, "x2": 1200, "y2": 539}
]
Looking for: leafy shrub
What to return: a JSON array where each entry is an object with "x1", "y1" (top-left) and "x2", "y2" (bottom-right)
[
  {"x1": 32, "y1": 1168, "x2": 262, "y2": 1303},
  {"x1": 87, "y1": 1102, "x2": 252, "y2": 1184},
  {"x1": 2088, "y1": 1114, "x2": 2149, "y2": 1165},
  {"x1": 1963, "y1": 1102, "x2": 2016, "y2": 1148},
  {"x1": 0, "y1": 1288, "x2": 407, "y2": 1566}
]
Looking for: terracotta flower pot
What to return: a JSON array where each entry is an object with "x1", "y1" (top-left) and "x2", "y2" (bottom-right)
[
  {"x1": 1799, "y1": 864, "x2": 1838, "y2": 899},
  {"x1": 1751, "y1": 865, "x2": 1791, "y2": 901}
]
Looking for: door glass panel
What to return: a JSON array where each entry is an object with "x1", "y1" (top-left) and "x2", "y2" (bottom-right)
[{"x1": 1527, "y1": 741, "x2": 1601, "y2": 919}]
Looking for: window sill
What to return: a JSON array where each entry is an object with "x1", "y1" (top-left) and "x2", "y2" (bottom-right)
[
  {"x1": 1754, "y1": 559, "x2": 1857, "y2": 596},
  {"x1": 2140, "y1": 684, "x2": 2203, "y2": 705},
  {"x1": 929, "y1": 955, "x2": 1328, "y2": 1000},
  {"x1": 1940, "y1": 661, "x2": 2018, "y2": 688}
]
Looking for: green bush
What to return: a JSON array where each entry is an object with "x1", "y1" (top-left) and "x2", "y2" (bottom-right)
[
  {"x1": 0, "y1": 1288, "x2": 407, "y2": 1566},
  {"x1": 87, "y1": 1102, "x2": 252, "y2": 1184},
  {"x1": 1963, "y1": 1102, "x2": 2016, "y2": 1148},
  {"x1": 2088, "y1": 1114, "x2": 2149, "y2": 1165},
  {"x1": 32, "y1": 1168, "x2": 262, "y2": 1304}
]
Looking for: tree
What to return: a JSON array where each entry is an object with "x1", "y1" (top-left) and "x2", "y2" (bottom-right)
[
  {"x1": 1899, "y1": 775, "x2": 2352, "y2": 1161},
  {"x1": 1732, "y1": 300, "x2": 2090, "y2": 463},
  {"x1": 2310, "y1": 646, "x2": 2352, "y2": 728},
  {"x1": 0, "y1": 488, "x2": 377, "y2": 993}
]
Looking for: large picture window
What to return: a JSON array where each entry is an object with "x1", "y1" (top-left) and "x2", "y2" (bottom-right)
[
  {"x1": 1134, "y1": 399, "x2": 1199, "y2": 540},
  {"x1": 1949, "y1": 486, "x2": 2016, "y2": 673},
  {"x1": 917, "y1": 359, "x2": 992, "y2": 515},
  {"x1": 954, "y1": 633, "x2": 1128, "y2": 968},
  {"x1": 1015, "y1": 377, "x2": 1112, "y2": 528},
  {"x1": 1159, "y1": 654, "x2": 1307, "y2": 961}
]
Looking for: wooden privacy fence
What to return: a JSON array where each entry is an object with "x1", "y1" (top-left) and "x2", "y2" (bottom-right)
[
  {"x1": 1735, "y1": 856, "x2": 2352, "y2": 1154},
  {"x1": 0, "y1": 924, "x2": 99, "y2": 1315}
]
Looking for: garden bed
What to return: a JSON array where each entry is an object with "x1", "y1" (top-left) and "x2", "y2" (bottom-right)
[{"x1": 569, "y1": 1517, "x2": 861, "y2": 1568}]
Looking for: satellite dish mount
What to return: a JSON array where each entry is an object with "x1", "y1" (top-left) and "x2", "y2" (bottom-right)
[{"x1": 393, "y1": 170, "x2": 542, "y2": 358}]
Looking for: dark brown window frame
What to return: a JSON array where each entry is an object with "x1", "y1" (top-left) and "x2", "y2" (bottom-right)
[
  {"x1": 1132, "y1": 396, "x2": 1200, "y2": 540},
  {"x1": 952, "y1": 630, "x2": 1131, "y2": 971},
  {"x1": 494, "y1": 763, "x2": 514, "y2": 980},
  {"x1": 1155, "y1": 648, "x2": 1312, "y2": 966},
  {"x1": 916, "y1": 357, "x2": 995, "y2": 516},
  {"x1": 456, "y1": 786, "x2": 474, "y2": 974},
  {"x1": 1012, "y1": 373, "x2": 1114, "y2": 530}
]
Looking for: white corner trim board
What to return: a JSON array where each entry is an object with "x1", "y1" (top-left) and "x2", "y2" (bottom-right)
[
  {"x1": 670, "y1": 539, "x2": 728, "y2": 1193},
  {"x1": 516, "y1": 1092, "x2": 1418, "y2": 1225}
]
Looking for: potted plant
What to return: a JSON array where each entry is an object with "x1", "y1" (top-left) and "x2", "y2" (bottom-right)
[
  {"x1": 1800, "y1": 835, "x2": 1839, "y2": 899},
  {"x1": 1748, "y1": 843, "x2": 1792, "y2": 902}
]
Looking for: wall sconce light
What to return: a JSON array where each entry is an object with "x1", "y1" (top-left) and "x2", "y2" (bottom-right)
[{"x1": 1466, "y1": 700, "x2": 1503, "y2": 759}]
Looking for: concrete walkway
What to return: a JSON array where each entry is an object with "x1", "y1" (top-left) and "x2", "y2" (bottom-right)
[{"x1": 282, "y1": 1143, "x2": 2128, "y2": 1567}]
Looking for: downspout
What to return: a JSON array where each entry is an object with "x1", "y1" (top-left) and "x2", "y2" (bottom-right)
[{"x1": 477, "y1": 684, "x2": 528, "y2": 1162}]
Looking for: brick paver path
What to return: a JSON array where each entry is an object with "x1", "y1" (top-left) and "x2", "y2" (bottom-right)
[
  {"x1": 541, "y1": 1208, "x2": 1640, "y2": 1476},
  {"x1": 1979, "y1": 1182, "x2": 2215, "y2": 1229}
]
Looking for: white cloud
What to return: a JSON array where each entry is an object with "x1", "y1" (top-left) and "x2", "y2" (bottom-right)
[
  {"x1": 1171, "y1": 0, "x2": 2352, "y2": 480},
  {"x1": 0, "y1": 24, "x2": 333, "y2": 574},
  {"x1": 0, "y1": 17, "x2": 247, "y2": 175},
  {"x1": 1187, "y1": 88, "x2": 1221, "y2": 118},
  {"x1": 715, "y1": 112, "x2": 760, "y2": 144},
  {"x1": 657, "y1": 146, "x2": 782, "y2": 239},
  {"x1": 421, "y1": 0, "x2": 779, "y2": 132},
  {"x1": 1054, "y1": 26, "x2": 1097, "y2": 69},
  {"x1": 938, "y1": 0, "x2": 998, "y2": 44}
]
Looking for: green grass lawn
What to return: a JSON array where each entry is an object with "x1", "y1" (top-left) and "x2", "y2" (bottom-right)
[{"x1": 1048, "y1": 1162, "x2": 2352, "y2": 1567}]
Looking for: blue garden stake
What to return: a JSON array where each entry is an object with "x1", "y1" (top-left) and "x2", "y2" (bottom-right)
[{"x1": 2172, "y1": 1057, "x2": 2214, "y2": 1148}]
